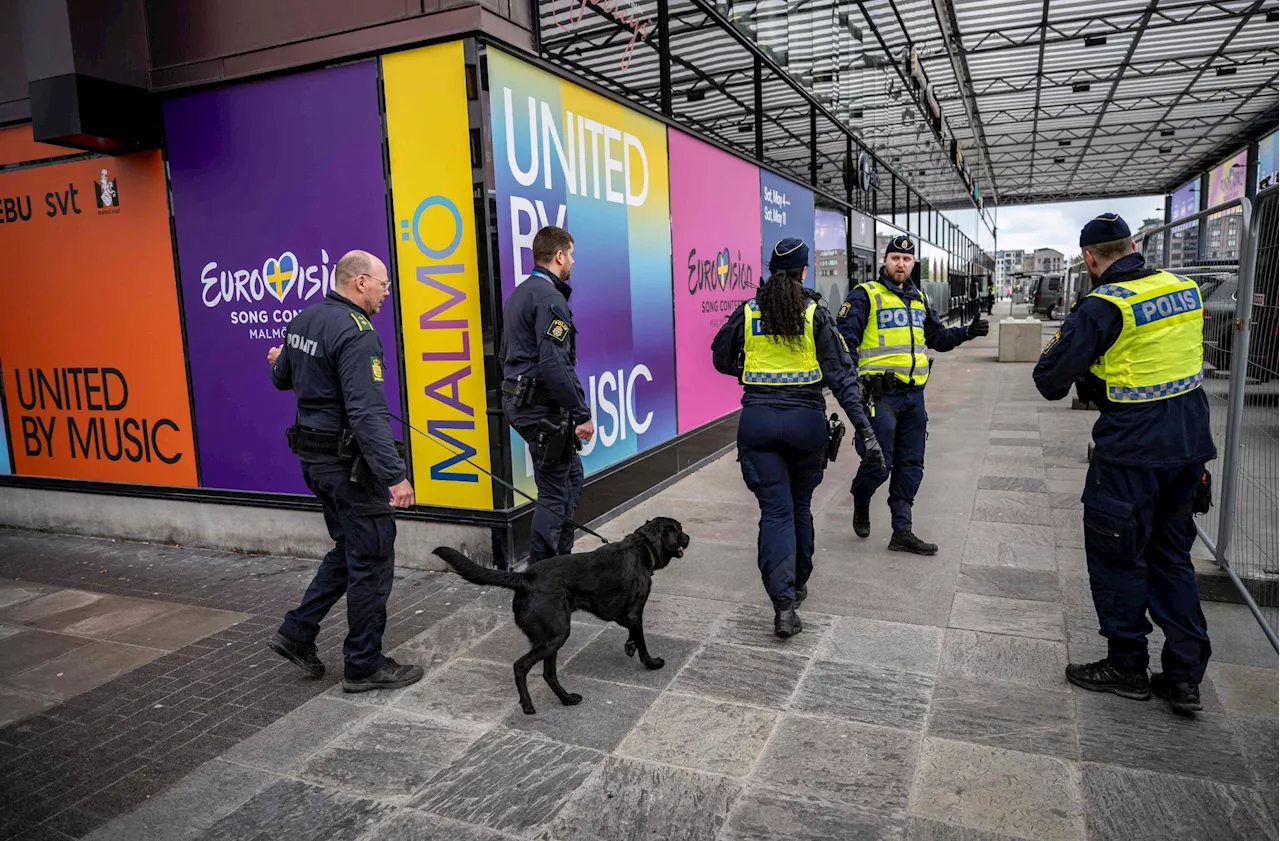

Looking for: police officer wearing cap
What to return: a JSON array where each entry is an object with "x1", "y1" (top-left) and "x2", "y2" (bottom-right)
[
  {"x1": 1034, "y1": 213, "x2": 1215, "y2": 714},
  {"x1": 500, "y1": 226, "x2": 595, "y2": 564},
  {"x1": 713, "y1": 237, "x2": 885, "y2": 637},
  {"x1": 836, "y1": 235, "x2": 988, "y2": 554},
  {"x1": 265, "y1": 249, "x2": 425, "y2": 693}
]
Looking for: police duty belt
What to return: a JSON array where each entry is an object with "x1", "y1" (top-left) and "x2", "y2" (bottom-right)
[{"x1": 386, "y1": 411, "x2": 611, "y2": 546}]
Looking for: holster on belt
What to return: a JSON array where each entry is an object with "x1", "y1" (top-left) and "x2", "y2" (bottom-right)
[
  {"x1": 824, "y1": 413, "x2": 846, "y2": 466},
  {"x1": 534, "y1": 416, "x2": 579, "y2": 467},
  {"x1": 1192, "y1": 469, "x2": 1213, "y2": 514}
]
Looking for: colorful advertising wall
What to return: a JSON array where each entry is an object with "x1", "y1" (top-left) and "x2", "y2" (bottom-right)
[
  {"x1": 487, "y1": 48, "x2": 677, "y2": 496},
  {"x1": 760, "y1": 171, "x2": 815, "y2": 285},
  {"x1": 814, "y1": 208, "x2": 850, "y2": 307},
  {"x1": 1209, "y1": 148, "x2": 1249, "y2": 207},
  {"x1": 1257, "y1": 130, "x2": 1278, "y2": 191},
  {"x1": 164, "y1": 61, "x2": 403, "y2": 496},
  {"x1": 0, "y1": 414, "x2": 9, "y2": 474},
  {"x1": 384, "y1": 43, "x2": 494, "y2": 510},
  {"x1": 1171, "y1": 179, "x2": 1199, "y2": 221},
  {"x1": 0, "y1": 153, "x2": 198, "y2": 486},
  {"x1": 670, "y1": 129, "x2": 762, "y2": 433}
]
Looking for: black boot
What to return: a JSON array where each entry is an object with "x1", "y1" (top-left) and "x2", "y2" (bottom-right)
[
  {"x1": 888, "y1": 531, "x2": 938, "y2": 555},
  {"x1": 342, "y1": 657, "x2": 425, "y2": 693},
  {"x1": 1065, "y1": 658, "x2": 1151, "y2": 701},
  {"x1": 853, "y1": 500, "x2": 871, "y2": 538},
  {"x1": 772, "y1": 598, "x2": 802, "y2": 638},
  {"x1": 268, "y1": 632, "x2": 324, "y2": 679},
  {"x1": 1151, "y1": 672, "x2": 1202, "y2": 713},
  {"x1": 795, "y1": 584, "x2": 807, "y2": 606}
]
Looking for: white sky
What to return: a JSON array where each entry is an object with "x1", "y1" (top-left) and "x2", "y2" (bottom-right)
[{"x1": 943, "y1": 194, "x2": 1166, "y2": 260}]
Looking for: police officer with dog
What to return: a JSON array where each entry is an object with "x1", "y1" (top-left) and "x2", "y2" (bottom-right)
[
  {"x1": 500, "y1": 226, "x2": 595, "y2": 564},
  {"x1": 1034, "y1": 213, "x2": 1215, "y2": 714},
  {"x1": 836, "y1": 235, "x2": 988, "y2": 554},
  {"x1": 265, "y1": 249, "x2": 424, "y2": 693},
  {"x1": 713, "y1": 237, "x2": 885, "y2": 637}
]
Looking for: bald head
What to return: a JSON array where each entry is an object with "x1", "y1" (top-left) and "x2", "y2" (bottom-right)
[
  {"x1": 332, "y1": 249, "x2": 391, "y2": 316},
  {"x1": 334, "y1": 250, "x2": 384, "y2": 288}
]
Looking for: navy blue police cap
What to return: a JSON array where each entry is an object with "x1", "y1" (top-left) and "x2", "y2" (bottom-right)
[
  {"x1": 769, "y1": 237, "x2": 810, "y2": 272},
  {"x1": 885, "y1": 235, "x2": 915, "y2": 256},
  {"x1": 1079, "y1": 213, "x2": 1131, "y2": 247}
]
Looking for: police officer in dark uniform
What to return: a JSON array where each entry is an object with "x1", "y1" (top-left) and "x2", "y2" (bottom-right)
[
  {"x1": 1034, "y1": 214, "x2": 1215, "y2": 714},
  {"x1": 713, "y1": 238, "x2": 885, "y2": 637},
  {"x1": 837, "y1": 235, "x2": 988, "y2": 554},
  {"x1": 265, "y1": 249, "x2": 424, "y2": 693},
  {"x1": 500, "y1": 226, "x2": 595, "y2": 564}
]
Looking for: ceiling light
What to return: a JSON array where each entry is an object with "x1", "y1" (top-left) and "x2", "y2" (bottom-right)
[
  {"x1": 1073, "y1": 82, "x2": 1091, "y2": 92},
  {"x1": 1216, "y1": 66, "x2": 1237, "y2": 76},
  {"x1": 1085, "y1": 35, "x2": 1107, "y2": 46}
]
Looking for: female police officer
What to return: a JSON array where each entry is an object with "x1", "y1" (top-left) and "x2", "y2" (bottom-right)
[{"x1": 712, "y1": 238, "x2": 885, "y2": 637}]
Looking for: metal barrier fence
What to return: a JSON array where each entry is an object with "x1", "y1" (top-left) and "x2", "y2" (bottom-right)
[{"x1": 1140, "y1": 187, "x2": 1279, "y2": 651}]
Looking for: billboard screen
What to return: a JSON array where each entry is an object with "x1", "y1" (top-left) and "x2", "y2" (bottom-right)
[
  {"x1": 669, "y1": 128, "x2": 761, "y2": 433},
  {"x1": 165, "y1": 61, "x2": 402, "y2": 495},
  {"x1": 384, "y1": 43, "x2": 494, "y2": 509},
  {"x1": 487, "y1": 49, "x2": 677, "y2": 497},
  {"x1": 814, "y1": 208, "x2": 850, "y2": 308},
  {"x1": 759, "y1": 170, "x2": 815, "y2": 286},
  {"x1": 1208, "y1": 148, "x2": 1249, "y2": 207},
  {"x1": 0, "y1": 153, "x2": 197, "y2": 486},
  {"x1": 1257, "y1": 130, "x2": 1278, "y2": 192}
]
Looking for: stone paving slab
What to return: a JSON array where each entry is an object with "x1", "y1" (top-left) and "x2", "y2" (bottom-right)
[{"x1": 2, "y1": 315, "x2": 1277, "y2": 841}]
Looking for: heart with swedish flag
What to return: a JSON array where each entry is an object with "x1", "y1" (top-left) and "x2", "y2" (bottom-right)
[{"x1": 263, "y1": 253, "x2": 298, "y2": 302}]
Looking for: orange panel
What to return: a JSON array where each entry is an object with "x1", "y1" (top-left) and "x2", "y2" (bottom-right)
[
  {"x1": 0, "y1": 125, "x2": 78, "y2": 167},
  {"x1": 0, "y1": 152, "x2": 198, "y2": 486}
]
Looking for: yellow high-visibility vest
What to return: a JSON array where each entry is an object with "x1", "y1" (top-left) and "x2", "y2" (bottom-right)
[
  {"x1": 742, "y1": 299, "x2": 821, "y2": 385},
  {"x1": 855, "y1": 280, "x2": 929, "y2": 386},
  {"x1": 1086, "y1": 270, "x2": 1204, "y2": 402}
]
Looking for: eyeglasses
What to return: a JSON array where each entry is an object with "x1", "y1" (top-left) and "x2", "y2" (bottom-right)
[{"x1": 361, "y1": 273, "x2": 392, "y2": 289}]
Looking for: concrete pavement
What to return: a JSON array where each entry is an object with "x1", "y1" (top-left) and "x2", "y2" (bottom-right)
[{"x1": 0, "y1": 312, "x2": 1275, "y2": 841}]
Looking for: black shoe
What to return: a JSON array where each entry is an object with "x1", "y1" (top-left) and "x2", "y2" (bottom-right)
[
  {"x1": 772, "y1": 598, "x2": 802, "y2": 638},
  {"x1": 342, "y1": 657, "x2": 425, "y2": 693},
  {"x1": 853, "y1": 500, "x2": 871, "y2": 538},
  {"x1": 888, "y1": 531, "x2": 938, "y2": 555},
  {"x1": 1065, "y1": 658, "x2": 1151, "y2": 701},
  {"x1": 795, "y1": 585, "x2": 807, "y2": 606},
  {"x1": 268, "y1": 632, "x2": 324, "y2": 679},
  {"x1": 1151, "y1": 672, "x2": 1202, "y2": 714}
]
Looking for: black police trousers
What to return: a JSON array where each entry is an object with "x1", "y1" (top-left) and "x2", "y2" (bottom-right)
[
  {"x1": 852, "y1": 386, "x2": 927, "y2": 533},
  {"x1": 278, "y1": 462, "x2": 396, "y2": 679},
  {"x1": 517, "y1": 424, "x2": 584, "y2": 564},
  {"x1": 737, "y1": 404, "x2": 828, "y2": 602},
  {"x1": 1082, "y1": 457, "x2": 1212, "y2": 683}
]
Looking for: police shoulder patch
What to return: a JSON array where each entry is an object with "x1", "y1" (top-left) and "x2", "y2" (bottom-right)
[
  {"x1": 370, "y1": 355, "x2": 384, "y2": 383},
  {"x1": 1042, "y1": 331, "x2": 1061, "y2": 355},
  {"x1": 546, "y1": 318, "x2": 571, "y2": 345},
  {"x1": 838, "y1": 301, "x2": 852, "y2": 318},
  {"x1": 351, "y1": 313, "x2": 373, "y2": 332},
  {"x1": 838, "y1": 334, "x2": 850, "y2": 353}
]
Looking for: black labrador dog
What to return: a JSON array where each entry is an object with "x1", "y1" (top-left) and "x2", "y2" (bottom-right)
[{"x1": 433, "y1": 516, "x2": 690, "y2": 715}]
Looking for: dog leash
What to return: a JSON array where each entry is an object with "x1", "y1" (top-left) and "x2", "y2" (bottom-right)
[{"x1": 385, "y1": 411, "x2": 611, "y2": 545}]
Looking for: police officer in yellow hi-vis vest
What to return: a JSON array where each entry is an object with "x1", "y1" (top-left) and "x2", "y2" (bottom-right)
[
  {"x1": 836, "y1": 235, "x2": 988, "y2": 554},
  {"x1": 1034, "y1": 213, "x2": 1216, "y2": 716},
  {"x1": 713, "y1": 238, "x2": 885, "y2": 637}
]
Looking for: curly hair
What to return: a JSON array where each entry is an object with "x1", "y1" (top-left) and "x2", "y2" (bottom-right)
[{"x1": 757, "y1": 268, "x2": 808, "y2": 347}]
